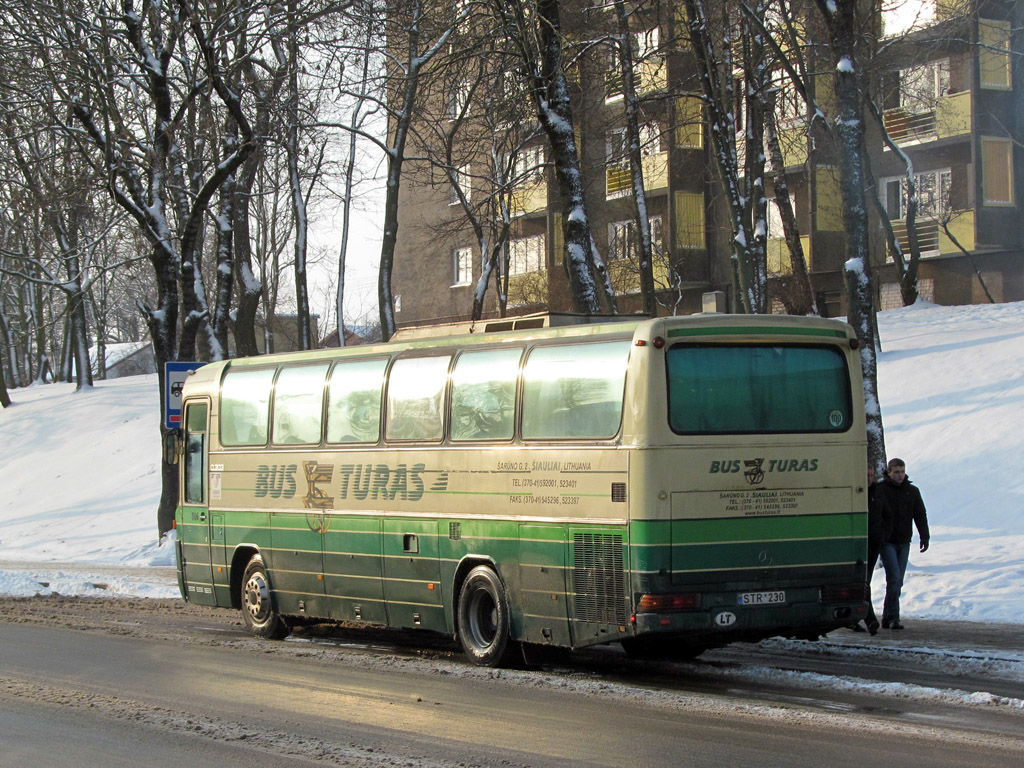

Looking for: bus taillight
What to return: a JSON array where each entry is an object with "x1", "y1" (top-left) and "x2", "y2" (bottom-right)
[{"x1": 637, "y1": 593, "x2": 701, "y2": 612}]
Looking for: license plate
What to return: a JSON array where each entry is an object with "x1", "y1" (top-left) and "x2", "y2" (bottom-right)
[{"x1": 738, "y1": 590, "x2": 786, "y2": 606}]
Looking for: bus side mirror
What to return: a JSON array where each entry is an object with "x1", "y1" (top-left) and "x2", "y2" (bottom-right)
[{"x1": 163, "y1": 430, "x2": 181, "y2": 465}]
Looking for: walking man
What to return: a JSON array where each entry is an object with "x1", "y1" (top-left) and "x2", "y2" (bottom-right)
[{"x1": 877, "y1": 458, "x2": 930, "y2": 630}]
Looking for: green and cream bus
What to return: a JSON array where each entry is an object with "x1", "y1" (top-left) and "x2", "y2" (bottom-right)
[{"x1": 174, "y1": 312, "x2": 870, "y2": 665}]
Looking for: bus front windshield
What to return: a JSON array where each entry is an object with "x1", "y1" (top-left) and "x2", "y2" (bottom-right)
[{"x1": 666, "y1": 344, "x2": 851, "y2": 434}]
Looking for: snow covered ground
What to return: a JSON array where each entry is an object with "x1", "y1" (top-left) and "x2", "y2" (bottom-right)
[{"x1": 1, "y1": 301, "x2": 1022, "y2": 624}]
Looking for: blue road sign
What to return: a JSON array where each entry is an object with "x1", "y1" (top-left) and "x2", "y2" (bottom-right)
[{"x1": 164, "y1": 361, "x2": 206, "y2": 429}]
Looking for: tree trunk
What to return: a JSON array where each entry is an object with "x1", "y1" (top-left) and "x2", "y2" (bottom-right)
[
  {"x1": 613, "y1": 1, "x2": 656, "y2": 316},
  {"x1": 533, "y1": 0, "x2": 601, "y2": 315},
  {"x1": 815, "y1": 0, "x2": 885, "y2": 475},
  {"x1": 764, "y1": 93, "x2": 816, "y2": 315},
  {"x1": 232, "y1": 149, "x2": 264, "y2": 358},
  {"x1": 0, "y1": 359, "x2": 10, "y2": 408},
  {"x1": 287, "y1": 2, "x2": 312, "y2": 351}
]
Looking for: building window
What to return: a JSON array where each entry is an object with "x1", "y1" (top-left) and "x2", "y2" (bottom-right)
[
  {"x1": 981, "y1": 138, "x2": 1014, "y2": 206},
  {"x1": 675, "y1": 95, "x2": 704, "y2": 148},
  {"x1": 636, "y1": 26, "x2": 659, "y2": 61},
  {"x1": 449, "y1": 164, "x2": 470, "y2": 205},
  {"x1": 608, "y1": 216, "x2": 664, "y2": 262},
  {"x1": 606, "y1": 26, "x2": 662, "y2": 102},
  {"x1": 766, "y1": 195, "x2": 797, "y2": 239},
  {"x1": 898, "y1": 59, "x2": 950, "y2": 114},
  {"x1": 453, "y1": 247, "x2": 472, "y2": 286},
  {"x1": 881, "y1": 169, "x2": 951, "y2": 220},
  {"x1": 978, "y1": 18, "x2": 1011, "y2": 90},
  {"x1": 512, "y1": 145, "x2": 544, "y2": 185},
  {"x1": 448, "y1": 80, "x2": 471, "y2": 119},
  {"x1": 606, "y1": 124, "x2": 662, "y2": 200},
  {"x1": 774, "y1": 75, "x2": 805, "y2": 127},
  {"x1": 674, "y1": 191, "x2": 706, "y2": 250},
  {"x1": 508, "y1": 234, "x2": 545, "y2": 276}
]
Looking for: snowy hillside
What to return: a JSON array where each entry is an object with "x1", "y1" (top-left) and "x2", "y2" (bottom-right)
[{"x1": 1, "y1": 302, "x2": 1022, "y2": 622}]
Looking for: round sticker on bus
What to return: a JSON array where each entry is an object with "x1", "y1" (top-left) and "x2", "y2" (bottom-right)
[
  {"x1": 714, "y1": 611, "x2": 737, "y2": 628},
  {"x1": 829, "y1": 410, "x2": 844, "y2": 427}
]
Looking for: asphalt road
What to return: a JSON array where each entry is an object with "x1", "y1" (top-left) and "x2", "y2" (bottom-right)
[{"x1": 0, "y1": 596, "x2": 1021, "y2": 767}]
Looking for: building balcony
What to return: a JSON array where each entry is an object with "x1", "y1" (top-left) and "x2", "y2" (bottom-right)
[
  {"x1": 607, "y1": 257, "x2": 671, "y2": 296},
  {"x1": 507, "y1": 270, "x2": 548, "y2": 308},
  {"x1": 882, "y1": 90, "x2": 971, "y2": 146},
  {"x1": 510, "y1": 179, "x2": 547, "y2": 217},
  {"x1": 606, "y1": 153, "x2": 668, "y2": 199},
  {"x1": 888, "y1": 209, "x2": 975, "y2": 257},
  {"x1": 767, "y1": 235, "x2": 811, "y2": 276},
  {"x1": 604, "y1": 58, "x2": 666, "y2": 101}
]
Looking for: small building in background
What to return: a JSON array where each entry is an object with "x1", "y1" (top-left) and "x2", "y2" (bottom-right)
[{"x1": 88, "y1": 341, "x2": 157, "y2": 379}]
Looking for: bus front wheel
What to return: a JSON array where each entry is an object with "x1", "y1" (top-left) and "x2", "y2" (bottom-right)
[
  {"x1": 240, "y1": 555, "x2": 289, "y2": 640},
  {"x1": 457, "y1": 565, "x2": 516, "y2": 667}
]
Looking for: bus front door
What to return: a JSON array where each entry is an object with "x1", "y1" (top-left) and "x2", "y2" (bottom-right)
[{"x1": 179, "y1": 401, "x2": 217, "y2": 605}]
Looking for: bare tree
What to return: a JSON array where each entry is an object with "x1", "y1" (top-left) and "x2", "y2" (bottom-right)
[
  {"x1": 492, "y1": 0, "x2": 610, "y2": 315},
  {"x1": 681, "y1": 0, "x2": 770, "y2": 314},
  {"x1": 3, "y1": 0, "x2": 260, "y2": 532},
  {"x1": 610, "y1": 0, "x2": 658, "y2": 316},
  {"x1": 812, "y1": 0, "x2": 885, "y2": 474}
]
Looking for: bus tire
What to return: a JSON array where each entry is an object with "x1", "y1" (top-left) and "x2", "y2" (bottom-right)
[
  {"x1": 457, "y1": 565, "x2": 516, "y2": 667},
  {"x1": 240, "y1": 555, "x2": 289, "y2": 640}
]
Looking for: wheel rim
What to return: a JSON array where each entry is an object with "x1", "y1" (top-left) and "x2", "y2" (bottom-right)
[
  {"x1": 244, "y1": 571, "x2": 271, "y2": 625},
  {"x1": 466, "y1": 586, "x2": 498, "y2": 650}
]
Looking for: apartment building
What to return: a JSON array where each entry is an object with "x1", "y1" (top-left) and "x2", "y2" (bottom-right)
[{"x1": 390, "y1": 0, "x2": 1022, "y2": 327}]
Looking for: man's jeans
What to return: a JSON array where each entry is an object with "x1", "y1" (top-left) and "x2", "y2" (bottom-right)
[{"x1": 879, "y1": 541, "x2": 911, "y2": 625}]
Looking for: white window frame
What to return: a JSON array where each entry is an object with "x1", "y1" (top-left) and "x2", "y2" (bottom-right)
[
  {"x1": 449, "y1": 164, "x2": 471, "y2": 206},
  {"x1": 606, "y1": 26, "x2": 660, "y2": 104},
  {"x1": 608, "y1": 216, "x2": 664, "y2": 262},
  {"x1": 448, "y1": 79, "x2": 471, "y2": 120},
  {"x1": 452, "y1": 246, "x2": 473, "y2": 287},
  {"x1": 898, "y1": 59, "x2": 950, "y2": 114},
  {"x1": 880, "y1": 168, "x2": 952, "y2": 220},
  {"x1": 507, "y1": 234, "x2": 545, "y2": 276},
  {"x1": 513, "y1": 145, "x2": 544, "y2": 185}
]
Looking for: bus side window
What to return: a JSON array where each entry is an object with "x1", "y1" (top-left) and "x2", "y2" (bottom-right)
[
  {"x1": 450, "y1": 348, "x2": 521, "y2": 441},
  {"x1": 521, "y1": 341, "x2": 630, "y2": 439},
  {"x1": 272, "y1": 364, "x2": 330, "y2": 445},
  {"x1": 184, "y1": 403, "x2": 208, "y2": 504},
  {"x1": 326, "y1": 358, "x2": 388, "y2": 443},
  {"x1": 386, "y1": 356, "x2": 451, "y2": 441},
  {"x1": 220, "y1": 368, "x2": 275, "y2": 446}
]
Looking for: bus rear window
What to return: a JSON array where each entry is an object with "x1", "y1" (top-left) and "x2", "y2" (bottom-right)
[{"x1": 666, "y1": 344, "x2": 851, "y2": 434}]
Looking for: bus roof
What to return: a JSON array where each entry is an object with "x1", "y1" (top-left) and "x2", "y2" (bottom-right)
[{"x1": 196, "y1": 312, "x2": 855, "y2": 377}]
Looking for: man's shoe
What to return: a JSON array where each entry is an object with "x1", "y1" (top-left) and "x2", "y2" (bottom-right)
[
  {"x1": 890, "y1": 621, "x2": 905, "y2": 630},
  {"x1": 881, "y1": 620, "x2": 890, "y2": 629},
  {"x1": 850, "y1": 623, "x2": 866, "y2": 632},
  {"x1": 867, "y1": 620, "x2": 880, "y2": 636}
]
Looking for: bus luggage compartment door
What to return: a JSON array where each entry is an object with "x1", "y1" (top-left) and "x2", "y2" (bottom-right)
[
  {"x1": 382, "y1": 520, "x2": 444, "y2": 631},
  {"x1": 567, "y1": 528, "x2": 629, "y2": 646}
]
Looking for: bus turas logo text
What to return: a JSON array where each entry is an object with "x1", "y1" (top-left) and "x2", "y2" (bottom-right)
[
  {"x1": 338, "y1": 463, "x2": 449, "y2": 501},
  {"x1": 255, "y1": 464, "x2": 298, "y2": 498},
  {"x1": 710, "y1": 457, "x2": 819, "y2": 485}
]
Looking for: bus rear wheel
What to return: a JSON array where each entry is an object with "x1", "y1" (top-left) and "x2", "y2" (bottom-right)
[
  {"x1": 457, "y1": 565, "x2": 516, "y2": 667},
  {"x1": 241, "y1": 555, "x2": 289, "y2": 640}
]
